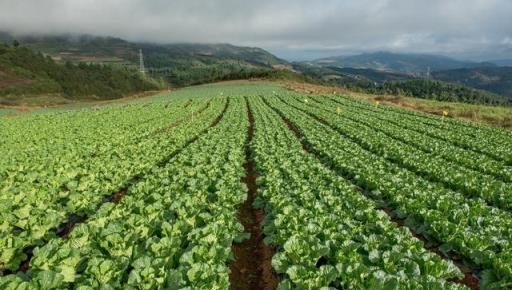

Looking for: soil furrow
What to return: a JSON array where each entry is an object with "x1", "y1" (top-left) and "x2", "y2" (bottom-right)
[
  {"x1": 229, "y1": 98, "x2": 278, "y2": 290},
  {"x1": 152, "y1": 99, "x2": 211, "y2": 135}
]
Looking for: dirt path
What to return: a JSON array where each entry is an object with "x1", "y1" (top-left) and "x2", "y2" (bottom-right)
[{"x1": 229, "y1": 100, "x2": 278, "y2": 290}]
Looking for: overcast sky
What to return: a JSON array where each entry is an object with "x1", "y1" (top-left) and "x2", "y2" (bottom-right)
[{"x1": 0, "y1": 0, "x2": 511, "y2": 60}]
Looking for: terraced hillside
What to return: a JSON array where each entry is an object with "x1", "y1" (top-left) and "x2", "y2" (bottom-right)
[{"x1": 1, "y1": 83, "x2": 511, "y2": 289}]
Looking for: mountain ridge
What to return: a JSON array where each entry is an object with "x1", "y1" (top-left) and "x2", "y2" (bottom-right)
[
  {"x1": 311, "y1": 51, "x2": 496, "y2": 74},
  {"x1": 433, "y1": 66, "x2": 512, "y2": 98},
  {"x1": 2, "y1": 32, "x2": 510, "y2": 106},
  {"x1": 0, "y1": 32, "x2": 286, "y2": 68},
  {"x1": 0, "y1": 31, "x2": 290, "y2": 86}
]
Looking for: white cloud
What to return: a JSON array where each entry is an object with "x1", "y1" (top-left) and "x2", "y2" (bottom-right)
[{"x1": 0, "y1": 0, "x2": 510, "y2": 59}]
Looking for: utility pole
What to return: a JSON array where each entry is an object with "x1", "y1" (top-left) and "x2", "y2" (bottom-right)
[{"x1": 139, "y1": 49, "x2": 145, "y2": 76}]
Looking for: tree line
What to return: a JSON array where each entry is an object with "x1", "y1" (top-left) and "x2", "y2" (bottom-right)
[{"x1": 0, "y1": 42, "x2": 161, "y2": 99}]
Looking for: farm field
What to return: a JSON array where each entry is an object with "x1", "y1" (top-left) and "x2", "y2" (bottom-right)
[{"x1": 1, "y1": 83, "x2": 511, "y2": 290}]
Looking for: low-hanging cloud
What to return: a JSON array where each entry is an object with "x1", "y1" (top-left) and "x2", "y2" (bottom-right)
[{"x1": 0, "y1": 0, "x2": 511, "y2": 60}]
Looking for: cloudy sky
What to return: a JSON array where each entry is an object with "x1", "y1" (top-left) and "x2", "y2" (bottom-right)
[{"x1": 0, "y1": 0, "x2": 511, "y2": 60}]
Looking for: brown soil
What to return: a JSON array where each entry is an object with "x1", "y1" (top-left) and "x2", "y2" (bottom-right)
[
  {"x1": 0, "y1": 78, "x2": 36, "y2": 89},
  {"x1": 56, "y1": 214, "x2": 87, "y2": 239},
  {"x1": 8, "y1": 247, "x2": 34, "y2": 274},
  {"x1": 456, "y1": 266, "x2": 481, "y2": 290},
  {"x1": 229, "y1": 100, "x2": 278, "y2": 290},
  {"x1": 110, "y1": 187, "x2": 128, "y2": 204}
]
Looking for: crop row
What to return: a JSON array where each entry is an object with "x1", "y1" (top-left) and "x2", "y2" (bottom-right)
[
  {"x1": 323, "y1": 94, "x2": 512, "y2": 164},
  {"x1": 0, "y1": 98, "x2": 221, "y2": 272},
  {"x1": 265, "y1": 94, "x2": 512, "y2": 289},
  {"x1": 310, "y1": 94, "x2": 512, "y2": 181},
  {"x1": 280, "y1": 94, "x2": 512, "y2": 210},
  {"x1": 0, "y1": 97, "x2": 249, "y2": 289},
  {"x1": 307, "y1": 94, "x2": 512, "y2": 182},
  {"x1": 1, "y1": 83, "x2": 510, "y2": 289},
  {"x1": 324, "y1": 93, "x2": 512, "y2": 149},
  {"x1": 250, "y1": 96, "x2": 466, "y2": 289}
]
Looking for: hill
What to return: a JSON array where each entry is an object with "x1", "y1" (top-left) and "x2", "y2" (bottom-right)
[
  {"x1": 292, "y1": 62, "x2": 413, "y2": 88},
  {"x1": 489, "y1": 59, "x2": 512, "y2": 66},
  {"x1": 380, "y1": 79, "x2": 509, "y2": 105},
  {"x1": 0, "y1": 32, "x2": 289, "y2": 86},
  {"x1": 312, "y1": 51, "x2": 494, "y2": 74},
  {"x1": 292, "y1": 62, "x2": 509, "y2": 105},
  {"x1": 326, "y1": 66, "x2": 414, "y2": 82},
  {"x1": 432, "y1": 66, "x2": 512, "y2": 99},
  {"x1": 0, "y1": 43, "x2": 160, "y2": 105}
]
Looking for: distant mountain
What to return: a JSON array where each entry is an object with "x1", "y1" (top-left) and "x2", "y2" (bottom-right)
[
  {"x1": 0, "y1": 32, "x2": 289, "y2": 86},
  {"x1": 326, "y1": 67, "x2": 414, "y2": 83},
  {"x1": 0, "y1": 33, "x2": 286, "y2": 66},
  {"x1": 432, "y1": 66, "x2": 512, "y2": 99},
  {"x1": 292, "y1": 62, "x2": 509, "y2": 106},
  {"x1": 381, "y1": 79, "x2": 509, "y2": 105},
  {"x1": 312, "y1": 51, "x2": 495, "y2": 74},
  {"x1": 489, "y1": 59, "x2": 512, "y2": 67}
]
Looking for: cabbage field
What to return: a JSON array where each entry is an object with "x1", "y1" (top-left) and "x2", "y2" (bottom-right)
[{"x1": 0, "y1": 83, "x2": 511, "y2": 290}]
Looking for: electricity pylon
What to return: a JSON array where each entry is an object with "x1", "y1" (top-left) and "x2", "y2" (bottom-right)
[{"x1": 139, "y1": 49, "x2": 145, "y2": 75}]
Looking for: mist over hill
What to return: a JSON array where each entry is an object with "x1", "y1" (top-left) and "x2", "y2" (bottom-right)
[{"x1": 1, "y1": 32, "x2": 294, "y2": 87}]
